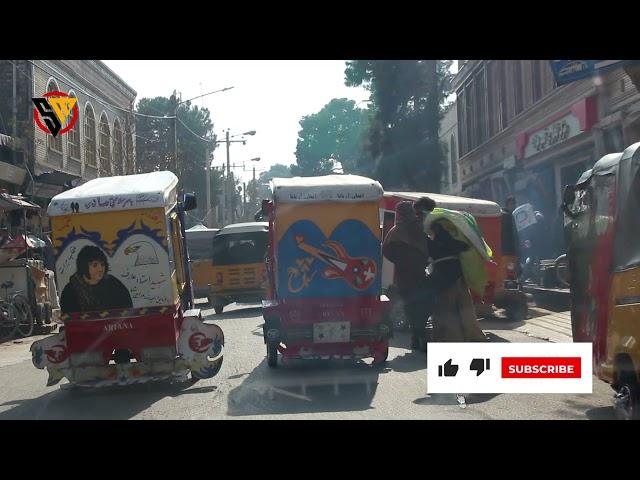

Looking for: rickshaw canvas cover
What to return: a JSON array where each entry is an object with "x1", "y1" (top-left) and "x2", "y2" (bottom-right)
[{"x1": 52, "y1": 208, "x2": 173, "y2": 312}]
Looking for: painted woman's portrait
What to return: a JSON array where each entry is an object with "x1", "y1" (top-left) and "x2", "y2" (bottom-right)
[{"x1": 60, "y1": 245, "x2": 133, "y2": 313}]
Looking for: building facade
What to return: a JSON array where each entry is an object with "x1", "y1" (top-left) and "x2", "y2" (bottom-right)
[
  {"x1": 453, "y1": 60, "x2": 640, "y2": 221},
  {"x1": 0, "y1": 60, "x2": 137, "y2": 201},
  {"x1": 439, "y1": 102, "x2": 461, "y2": 194}
]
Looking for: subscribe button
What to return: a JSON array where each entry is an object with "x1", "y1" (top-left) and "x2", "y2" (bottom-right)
[
  {"x1": 427, "y1": 343, "x2": 592, "y2": 394},
  {"x1": 502, "y1": 357, "x2": 581, "y2": 378}
]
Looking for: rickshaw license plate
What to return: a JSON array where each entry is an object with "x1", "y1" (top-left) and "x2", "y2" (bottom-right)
[{"x1": 313, "y1": 321, "x2": 351, "y2": 343}]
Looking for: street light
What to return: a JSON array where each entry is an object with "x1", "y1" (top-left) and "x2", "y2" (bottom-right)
[{"x1": 172, "y1": 86, "x2": 235, "y2": 176}]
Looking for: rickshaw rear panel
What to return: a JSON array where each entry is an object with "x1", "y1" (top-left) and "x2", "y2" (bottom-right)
[
  {"x1": 62, "y1": 307, "x2": 181, "y2": 362},
  {"x1": 263, "y1": 176, "x2": 391, "y2": 365},
  {"x1": 30, "y1": 172, "x2": 224, "y2": 387}
]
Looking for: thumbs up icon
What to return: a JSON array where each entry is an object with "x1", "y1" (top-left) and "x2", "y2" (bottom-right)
[{"x1": 438, "y1": 359, "x2": 459, "y2": 377}]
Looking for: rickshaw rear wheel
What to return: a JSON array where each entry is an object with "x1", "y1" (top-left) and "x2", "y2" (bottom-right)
[
  {"x1": 267, "y1": 342, "x2": 278, "y2": 368},
  {"x1": 614, "y1": 374, "x2": 640, "y2": 420},
  {"x1": 214, "y1": 306, "x2": 224, "y2": 315},
  {"x1": 13, "y1": 294, "x2": 34, "y2": 338}
]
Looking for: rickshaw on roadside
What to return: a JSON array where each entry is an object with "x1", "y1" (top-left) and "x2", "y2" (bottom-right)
[
  {"x1": 562, "y1": 142, "x2": 640, "y2": 419},
  {"x1": 185, "y1": 224, "x2": 219, "y2": 301},
  {"x1": 381, "y1": 192, "x2": 527, "y2": 321},
  {"x1": 208, "y1": 221, "x2": 268, "y2": 314},
  {"x1": 0, "y1": 193, "x2": 59, "y2": 341},
  {"x1": 261, "y1": 175, "x2": 392, "y2": 367},
  {"x1": 30, "y1": 171, "x2": 224, "y2": 388}
]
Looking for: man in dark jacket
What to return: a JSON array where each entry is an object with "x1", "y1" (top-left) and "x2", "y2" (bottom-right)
[{"x1": 382, "y1": 198, "x2": 435, "y2": 350}]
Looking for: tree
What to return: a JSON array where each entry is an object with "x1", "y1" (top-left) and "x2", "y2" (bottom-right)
[
  {"x1": 345, "y1": 60, "x2": 452, "y2": 192},
  {"x1": 248, "y1": 163, "x2": 293, "y2": 210},
  {"x1": 258, "y1": 163, "x2": 293, "y2": 183},
  {"x1": 135, "y1": 92, "x2": 217, "y2": 226},
  {"x1": 292, "y1": 98, "x2": 370, "y2": 176}
]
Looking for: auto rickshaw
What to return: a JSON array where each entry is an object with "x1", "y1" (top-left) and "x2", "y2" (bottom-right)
[
  {"x1": 208, "y1": 222, "x2": 268, "y2": 314},
  {"x1": 261, "y1": 175, "x2": 391, "y2": 367},
  {"x1": 30, "y1": 171, "x2": 224, "y2": 388},
  {"x1": 563, "y1": 142, "x2": 640, "y2": 419},
  {"x1": 381, "y1": 192, "x2": 527, "y2": 321},
  {"x1": 185, "y1": 224, "x2": 219, "y2": 300}
]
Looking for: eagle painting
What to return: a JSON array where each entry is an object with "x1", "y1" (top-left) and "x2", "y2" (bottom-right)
[{"x1": 124, "y1": 241, "x2": 159, "y2": 266}]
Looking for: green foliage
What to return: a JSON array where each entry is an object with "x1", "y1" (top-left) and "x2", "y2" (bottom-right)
[
  {"x1": 292, "y1": 98, "x2": 370, "y2": 176},
  {"x1": 135, "y1": 91, "x2": 217, "y2": 224},
  {"x1": 344, "y1": 60, "x2": 453, "y2": 192}
]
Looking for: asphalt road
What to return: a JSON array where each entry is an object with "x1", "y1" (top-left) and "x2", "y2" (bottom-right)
[{"x1": 0, "y1": 301, "x2": 615, "y2": 420}]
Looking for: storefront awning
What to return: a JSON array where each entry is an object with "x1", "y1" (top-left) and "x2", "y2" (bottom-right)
[
  {"x1": 34, "y1": 171, "x2": 82, "y2": 187},
  {"x1": 0, "y1": 192, "x2": 40, "y2": 211}
]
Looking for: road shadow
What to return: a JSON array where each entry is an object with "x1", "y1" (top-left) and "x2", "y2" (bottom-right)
[
  {"x1": 484, "y1": 332, "x2": 510, "y2": 342},
  {"x1": 557, "y1": 397, "x2": 616, "y2": 420},
  {"x1": 585, "y1": 406, "x2": 615, "y2": 420},
  {"x1": 385, "y1": 350, "x2": 426, "y2": 373},
  {"x1": 479, "y1": 316, "x2": 526, "y2": 331},
  {"x1": 227, "y1": 358, "x2": 381, "y2": 417},
  {"x1": 413, "y1": 393, "x2": 501, "y2": 406},
  {"x1": 0, "y1": 380, "x2": 215, "y2": 420},
  {"x1": 202, "y1": 306, "x2": 263, "y2": 322}
]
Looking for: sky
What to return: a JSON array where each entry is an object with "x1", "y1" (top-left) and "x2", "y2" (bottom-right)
[{"x1": 102, "y1": 60, "x2": 371, "y2": 183}]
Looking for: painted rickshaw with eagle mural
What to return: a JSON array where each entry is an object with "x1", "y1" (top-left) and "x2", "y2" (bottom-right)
[{"x1": 30, "y1": 171, "x2": 224, "y2": 388}]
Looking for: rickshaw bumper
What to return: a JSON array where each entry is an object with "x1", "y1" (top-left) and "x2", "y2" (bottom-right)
[
  {"x1": 30, "y1": 316, "x2": 224, "y2": 387},
  {"x1": 278, "y1": 339, "x2": 389, "y2": 361}
]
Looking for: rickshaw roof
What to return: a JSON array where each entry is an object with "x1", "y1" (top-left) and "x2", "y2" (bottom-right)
[
  {"x1": 47, "y1": 171, "x2": 178, "y2": 216},
  {"x1": 592, "y1": 152, "x2": 624, "y2": 177},
  {"x1": 271, "y1": 175, "x2": 384, "y2": 203},
  {"x1": 217, "y1": 222, "x2": 269, "y2": 235},
  {"x1": 385, "y1": 191, "x2": 502, "y2": 217},
  {"x1": 186, "y1": 224, "x2": 219, "y2": 233}
]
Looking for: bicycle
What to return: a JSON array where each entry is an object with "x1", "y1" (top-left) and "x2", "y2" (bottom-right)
[{"x1": 0, "y1": 281, "x2": 34, "y2": 341}]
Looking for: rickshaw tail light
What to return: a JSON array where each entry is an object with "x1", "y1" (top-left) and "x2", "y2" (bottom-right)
[{"x1": 506, "y1": 262, "x2": 516, "y2": 272}]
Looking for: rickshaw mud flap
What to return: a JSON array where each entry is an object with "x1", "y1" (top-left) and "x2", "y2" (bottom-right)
[{"x1": 31, "y1": 316, "x2": 224, "y2": 386}]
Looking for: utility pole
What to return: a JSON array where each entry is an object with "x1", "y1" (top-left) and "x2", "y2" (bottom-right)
[
  {"x1": 205, "y1": 141, "x2": 211, "y2": 226},
  {"x1": 12, "y1": 61, "x2": 17, "y2": 165},
  {"x1": 172, "y1": 94, "x2": 178, "y2": 177},
  {"x1": 252, "y1": 166, "x2": 256, "y2": 218},
  {"x1": 243, "y1": 182, "x2": 247, "y2": 221},
  {"x1": 225, "y1": 129, "x2": 231, "y2": 223}
]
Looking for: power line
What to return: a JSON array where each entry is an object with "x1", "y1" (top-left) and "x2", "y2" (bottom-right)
[
  {"x1": 176, "y1": 117, "x2": 215, "y2": 144},
  {"x1": 6, "y1": 60, "x2": 214, "y2": 170},
  {"x1": 10, "y1": 61, "x2": 225, "y2": 146}
]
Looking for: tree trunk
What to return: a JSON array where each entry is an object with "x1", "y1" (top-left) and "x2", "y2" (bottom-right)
[{"x1": 424, "y1": 60, "x2": 442, "y2": 193}]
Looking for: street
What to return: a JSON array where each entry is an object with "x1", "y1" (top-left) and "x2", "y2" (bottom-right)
[{"x1": 0, "y1": 300, "x2": 615, "y2": 420}]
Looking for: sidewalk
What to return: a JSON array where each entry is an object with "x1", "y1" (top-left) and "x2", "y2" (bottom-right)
[{"x1": 515, "y1": 307, "x2": 573, "y2": 343}]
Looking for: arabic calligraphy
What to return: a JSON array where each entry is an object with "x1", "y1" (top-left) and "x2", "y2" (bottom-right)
[{"x1": 59, "y1": 245, "x2": 77, "y2": 275}]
